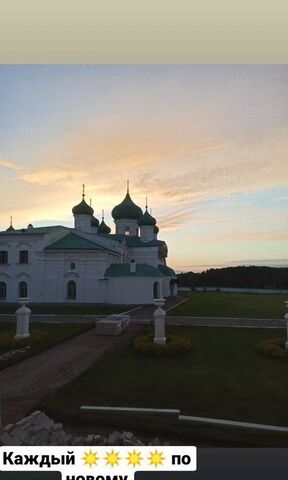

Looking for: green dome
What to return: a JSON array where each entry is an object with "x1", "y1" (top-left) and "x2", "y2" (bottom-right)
[
  {"x1": 91, "y1": 216, "x2": 99, "y2": 227},
  {"x1": 154, "y1": 225, "x2": 159, "y2": 234},
  {"x1": 72, "y1": 198, "x2": 94, "y2": 216},
  {"x1": 112, "y1": 192, "x2": 142, "y2": 220},
  {"x1": 138, "y1": 208, "x2": 156, "y2": 226},
  {"x1": 98, "y1": 220, "x2": 111, "y2": 234}
]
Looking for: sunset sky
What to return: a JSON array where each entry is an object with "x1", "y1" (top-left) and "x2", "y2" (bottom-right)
[{"x1": 0, "y1": 65, "x2": 287, "y2": 272}]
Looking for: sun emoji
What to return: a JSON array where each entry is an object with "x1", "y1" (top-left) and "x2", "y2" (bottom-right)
[
  {"x1": 126, "y1": 449, "x2": 143, "y2": 468},
  {"x1": 82, "y1": 450, "x2": 99, "y2": 468},
  {"x1": 148, "y1": 450, "x2": 165, "y2": 467},
  {"x1": 105, "y1": 450, "x2": 121, "y2": 467}
]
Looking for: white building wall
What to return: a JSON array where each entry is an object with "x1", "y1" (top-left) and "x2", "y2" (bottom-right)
[
  {"x1": 129, "y1": 247, "x2": 159, "y2": 267},
  {"x1": 106, "y1": 276, "x2": 164, "y2": 304},
  {"x1": 42, "y1": 252, "x2": 115, "y2": 303},
  {"x1": 0, "y1": 235, "x2": 46, "y2": 302},
  {"x1": 114, "y1": 219, "x2": 139, "y2": 236}
]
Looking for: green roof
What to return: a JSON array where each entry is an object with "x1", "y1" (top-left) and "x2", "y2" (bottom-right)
[
  {"x1": 158, "y1": 264, "x2": 176, "y2": 276},
  {"x1": 45, "y1": 232, "x2": 118, "y2": 254},
  {"x1": 98, "y1": 233, "x2": 163, "y2": 248},
  {"x1": 0, "y1": 225, "x2": 68, "y2": 235},
  {"x1": 112, "y1": 192, "x2": 143, "y2": 220},
  {"x1": 105, "y1": 263, "x2": 164, "y2": 277}
]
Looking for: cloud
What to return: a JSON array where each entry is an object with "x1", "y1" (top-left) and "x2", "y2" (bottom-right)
[
  {"x1": 185, "y1": 230, "x2": 288, "y2": 244},
  {"x1": 0, "y1": 159, "x2": 21, "y2": 171}
]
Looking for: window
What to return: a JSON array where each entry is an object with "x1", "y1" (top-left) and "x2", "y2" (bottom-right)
[
  {"x1": 19, "y1": 250, "x2": 28, "y2": 264},
  {"x1": 124, "y1": 226, "x2": 130, "y2": 236},
  {"x1": 67, "y1": 280, "x2": 76, "y2": 299},
  {"x1": 0, "y1": 282, "x2": 6, "y2": 299},
  {"x1": 153, "y1": 281, "x2": 160, "y2": 299},
  {"x1": 70, "y1": 262, "x2": 76, "y2": 270},
  {"x1": 19, "y1": 281, "x2": 28, "y2": 298},
  {"x1": 0, "y1": 251, "x2": 8, "y2": 264}
]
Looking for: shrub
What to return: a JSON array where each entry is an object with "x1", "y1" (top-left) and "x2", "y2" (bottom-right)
[
  {"x1": 256, "y1": 338, "x2": 288, "y2": 361},
  {"x1": 0, "y1": 331, "x2": 49, "y2": 350},
  {"x1": 134, "y1": 334, "x2": 192, "y2": 356}
]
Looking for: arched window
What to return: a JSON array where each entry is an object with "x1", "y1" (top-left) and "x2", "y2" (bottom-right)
[
  {"x1": 153, "y1": 281, "x2": 160, "y2": 299},
  {"x1": 0, "y1": 282, "x2": 7, "y2": 299},
  {"x1": 19, "y1": 281, "x2": 28, "y2": 298},
  {"x1": 124, "y1": 226, "x2": 130, "y2": 236},
  {"x1": 70, "y1": 262, "x2": 76, "y2": 270},
  {"x1": 67, "y1": 280, "x2": 76, "y2": 299},
  {"x1": 19, "y1": 250, "x2": 29, "y2": 264}
]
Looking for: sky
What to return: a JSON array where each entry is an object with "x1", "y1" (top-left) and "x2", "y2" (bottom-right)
[{"x1": 0, "y1": 65, "x2": 287, "y2": 272}]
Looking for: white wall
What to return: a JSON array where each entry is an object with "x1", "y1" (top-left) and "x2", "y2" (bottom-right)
[
  {"x1": 106, "y1": 276, "x2": 164, "y2": 304},
  {"x1": 114, "y1": 219, "x2": 139, "y2": 236}
]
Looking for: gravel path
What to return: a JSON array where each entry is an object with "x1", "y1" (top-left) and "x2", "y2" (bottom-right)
[{"x1": 0, "y1": 326, "x2": 142, "y2": 426}]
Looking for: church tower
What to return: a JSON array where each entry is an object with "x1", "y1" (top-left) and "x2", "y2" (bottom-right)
[{"x1": 111, "y1": 182, "x2": 142, "y2": 236}]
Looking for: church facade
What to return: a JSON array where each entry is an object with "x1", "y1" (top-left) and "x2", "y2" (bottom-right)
[{"x1": 0, "y1": 187, "x2": 177, "y2": 305}]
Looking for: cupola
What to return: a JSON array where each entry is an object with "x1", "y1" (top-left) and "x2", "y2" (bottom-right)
[
  {"x1": 111, "y1": 181, "x2": 142, "y2": 236},
  {"x1": 138, "y1": 198, "x2": 156, "y2": 242},
  {"x1": 98, "y1": 210, "x2": 111, "y2": 234},
  {"x1": 72, "y1": 185, "x2": 94, "y2": 233}
]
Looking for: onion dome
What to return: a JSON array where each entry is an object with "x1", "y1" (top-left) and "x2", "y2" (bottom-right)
[
  {"x1": 112, "y1": 184, "x2": 142, "y2": 220},
  {"x1": 138, "y1": 207, "x2": 156, "y2": 226},
  {"x1": 98, "y1": 210, "x2": 111, "y2": 234},
  {"x1": 154, "y1": 225, "x2": 159, "y2": 234},
  {"x1": 98, "y1": 220, "x2": 111, "y2": 234},
  {"x1": 91, "y1": 216, "x2": 99, "y2": 227},
  {"x1": 72, "y1": 185, "x2": 94, "y2": 216}
]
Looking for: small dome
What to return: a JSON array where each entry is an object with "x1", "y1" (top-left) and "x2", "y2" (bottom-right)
[
  {"x1": 138, "y1": 208, "x2": 156, "y2": 226},
  {"x1": 98, "y1": 220, "x2": 111, "y2": 234},
  {"x1": 72, "y1": 198, "x2": 94, "y2": 216},
  {"x1": 112, "y1": 192, "x2": 142, "y2": 220},
  {"x1": 91, "y1": 216, "x2": 100, "y2": 227},
  {"x1": 154, "y1": 225, "x2": 159, "y2": 234},
  {"x1": 6, "y1": 224, "x2": 15, "y2": 231}
]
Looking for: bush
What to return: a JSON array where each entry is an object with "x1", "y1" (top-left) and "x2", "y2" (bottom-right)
[
  {"x1": 0, "y1": 331, "x2": 49, "y2": 350},
  {"x1": 256, "y1": 338, "x2": 288, "y2": 361},
  {"x1": 134, "y1": 334, "x2": 192, "y2": 356}
]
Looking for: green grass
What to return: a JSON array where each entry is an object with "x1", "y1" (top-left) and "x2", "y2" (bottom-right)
[
  {"x1": 0, "y1": 303, "x2": 135, "y2": 315},
  {"x1": 0, "y1": 322, "x2": 93, "y2": 369},
  {"x1": 42, "y1": 326, "x2": 288, "y2": 446},
  {"x1": 168, "y1": 292, "x2": 286, "y2": 318}
]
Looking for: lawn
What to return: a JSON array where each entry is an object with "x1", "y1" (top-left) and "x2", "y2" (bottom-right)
[
  {"x1": 0, "y1": 322, "x2": 93, "y2": 369},
  {"x1": 42, "y1": 326, "x2": 288, "y2": 446},
  {"x1": 168, "y1": 292, "x2": 286, "y2": 318},
  {"x1": 0, "y1": 303, "x2": 135, "y2": 315}
]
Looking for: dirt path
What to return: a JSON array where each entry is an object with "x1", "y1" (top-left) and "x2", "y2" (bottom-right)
[{"x1": 0, "y1": 327, "x2": 141, "y2": 426}]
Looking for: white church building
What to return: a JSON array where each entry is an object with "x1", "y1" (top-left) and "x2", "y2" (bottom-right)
[{"x1": 0, "y1": 186, "x2": 177, "y2": 305}]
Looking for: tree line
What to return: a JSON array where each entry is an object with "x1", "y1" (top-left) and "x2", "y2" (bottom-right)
[{"x1": 177, "y1": 266, "x2": 288, "y2": 289}]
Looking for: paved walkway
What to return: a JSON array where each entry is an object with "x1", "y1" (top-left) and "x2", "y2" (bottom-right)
[{"x1": 0, "y1": 327, "x2": 142, "y2": 426}]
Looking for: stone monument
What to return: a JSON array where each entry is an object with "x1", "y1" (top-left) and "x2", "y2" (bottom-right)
[
  {"x1": 15, "y1": 297, "x2": 31, "y2": 340},
  {"x1": 153, "y1": 298, "x2": 166, "y2": 345}
]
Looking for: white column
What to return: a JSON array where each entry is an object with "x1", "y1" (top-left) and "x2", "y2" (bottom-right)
[
  {"x1": 15, "y1": 297, "x2": 31, "y2": 340},
  {"x1": 153, "y1": 298, "x2": 166, "y2": 345}
]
